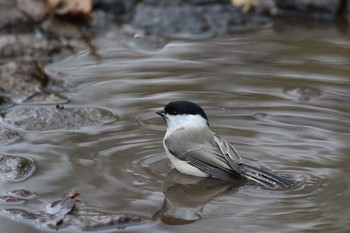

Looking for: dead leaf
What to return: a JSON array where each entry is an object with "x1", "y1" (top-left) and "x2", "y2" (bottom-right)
[
  {"x1": 231, "y1": 0, "x2": 259, "y2": 14},
  {"x1": 47, "y1": 0, "x2": 92, "y2": 17}
]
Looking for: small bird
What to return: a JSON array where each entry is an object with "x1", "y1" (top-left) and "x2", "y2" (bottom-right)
[{"x1": 156, "y1": 101, "x2": 292, "y2": 189}]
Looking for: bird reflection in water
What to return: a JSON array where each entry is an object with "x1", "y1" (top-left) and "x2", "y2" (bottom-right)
[{"x1": 153, "y1": 169, "x2": 242, "y2": 225}]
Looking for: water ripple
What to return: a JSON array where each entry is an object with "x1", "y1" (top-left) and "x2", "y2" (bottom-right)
[{"x1": 2, "y1": 24, "x2": 350, "y2": 233}]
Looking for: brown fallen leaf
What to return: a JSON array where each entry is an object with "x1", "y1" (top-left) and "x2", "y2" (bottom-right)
[
  {"x1": 45, "y1": 190, "x2": 79, "y2": 216},
  {"x1": 48, "y1": 0, "x2": 92, "y2": 18},
  {"x1": 231, "y1": 0, "x2": 259, "y2": 14},
  {"x1": 44, "y1": 190, "x2": 80, "y2": 228},
  {"x1": 16, "y1": 0, "x2": 93, "y2": 23}
]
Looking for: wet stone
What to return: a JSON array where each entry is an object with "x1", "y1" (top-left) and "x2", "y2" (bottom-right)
[
  {"x1": 3, "y1": 190, "x2": 148, "y2": 231},
  {"x1": 0, "y1": 190, "x2": 34, "y2": 203},
  {"x1": 275, "y1": 0, "x2": 343, "y2": 20},
  {"x1": 283, "y1": 87, "x2": 322, "y2": 102},
  {"x1": 0, "y1": 196, "x2": 26, "y2": 203},
  {"x1": 9, "y1": 189, "x2": 35, "y2": 199},
  {"x1": 0, "y1": 1, "x2": 37, "y2": 30},
  {"x1": 0, "y1": 0, "x2": 93, "y2": 63},
  {"x1": 56, "y1": 209, "x2": 146, "y2": 231},
  {"x1": 4, "y1": 208, "x2": 147, "y2": 231},
  {"x1": 0, "y1": 127, "x2": 21, "y2": 145},
  {"x1": 128, "y1": 0, "x2": 270, "y2": 38},
  {"x1": 0, "y1": 155, "x2": 35, "y2": 181},
  {"x1": 0, "y1": 61, "x2": 68, "y2": 104},
  {"x1": 0, "y1": 35, "x2": 74, "y2": 64},
  {"x1": 23, "y1": 93, "x2": 69, "y2": 105},
  {"x1": 2, "y1": 106, "x2": 117, "y2": 131},
  {"x1": 93, "y1": 0, "x2": 141, "y2": 22}
]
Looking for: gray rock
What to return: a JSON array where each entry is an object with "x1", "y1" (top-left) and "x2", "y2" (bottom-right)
[
  {"x1": 0, "y1": 61, "x2": 68, "y2": 104},
  {"x1": 0, "y1": 155, "x2": 35, "y2": 181},
  {"x1": 0, "y1": 127, "x2": 21, "y2": 145},
  {"x1": 0, "y1": 35, "x2": 75, "y2": 64},
  {"x1": 129, "y1": 1, "x2": 269, "y2": 38},
  {"x1": 0, "y1": 189, "x2": 35, "y2": 203},
  {"x1": 93, "y1": 0, "x2": 141, "y2": 21},
  {"x1": 275, "y1": 0, "x2": 343, "y2": 19},
  {"x1": 2, "y1": 106, "x2": 117, "y2": 131},
  {"x1": 0, "y1": 1, "x2": 37, "y2": 30},
  {"x1": 3, "y1": 190, "x2": 148, "y2": 231},
  {"x1": 283, "y1": 87, "x2": 322, "y2": 102}
]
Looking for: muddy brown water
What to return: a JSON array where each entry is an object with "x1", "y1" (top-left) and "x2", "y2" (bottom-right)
[{"x1": 1, "y1": 19, "x2": 350, "y2": 232}]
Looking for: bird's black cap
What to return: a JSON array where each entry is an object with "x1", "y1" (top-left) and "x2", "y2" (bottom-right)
[{"x1": 157, "y1": 101, "x2": 209, "y2": 124}]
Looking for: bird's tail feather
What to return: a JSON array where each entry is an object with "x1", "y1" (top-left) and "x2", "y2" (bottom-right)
[{"x1": 239, "y1": 163, "x2": 293, "y2": 189}]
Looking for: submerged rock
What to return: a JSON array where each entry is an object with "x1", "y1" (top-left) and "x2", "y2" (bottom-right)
[
  {"x1": 2, "y1": 106, "x2": 117, "y2": 131},
  {"x1": 0, "y1": 155, "x2": 35, "y2": 181},
  {"x1": 10, "y1": 189, "x2": 35, "y2": 199},
  {"x1": 0, "y1": 61, "x2": 68, "y2": 104},
  {"x1": 128, "y1": 0, "x2": 270, "y2": 38},
  {"x1": 4, "y1": 208, "x2": 146, "y2": 230},
  {"x1": 0, "y1": 189, "x2": 35, "y2": 203},
  {"x1": 3, "y1": 190, "x2": 148, "y2": 231},
  {"x1": 283, "y1": 87, "x2": 322, "y2": 102},
  {"x1": 0, "y1": 127, "x2": 21, "y2": 145}
]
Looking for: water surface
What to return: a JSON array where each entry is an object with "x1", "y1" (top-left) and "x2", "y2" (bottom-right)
[{"x1": 0, "y1": 19, "x2": 350, "y2": 232}]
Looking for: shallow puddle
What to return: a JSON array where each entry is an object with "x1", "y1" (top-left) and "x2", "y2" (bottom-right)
[{"x1": 0, "y1": 19, "x2": 350, "y2": 232}]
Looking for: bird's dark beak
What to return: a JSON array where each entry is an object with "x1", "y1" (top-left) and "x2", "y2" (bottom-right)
[{"x1": 156, "y1": 110, "x2": 165, "y2": 117}]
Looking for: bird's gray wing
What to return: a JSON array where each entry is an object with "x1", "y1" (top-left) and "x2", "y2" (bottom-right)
[
  {"x1": 213, "y1": 133, "x2": 242, "y2": 163},
  {"x1": 213, "y1": 133, "x2": 242, "y2": 173},
  {"x1": 183, "y1": 147, "x2": 241, "y2": 181},
  {"x1": 165, "y1": 133, "x2": 241, "y2": 181}
]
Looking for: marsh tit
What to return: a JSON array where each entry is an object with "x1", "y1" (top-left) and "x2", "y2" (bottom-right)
[{"x1": 156, "y1": 101, "x2": 292, "y2": 189}]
